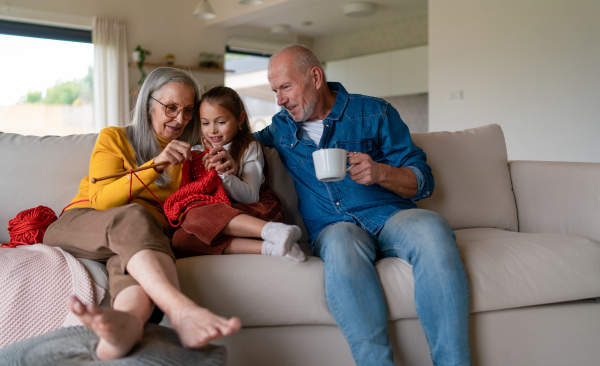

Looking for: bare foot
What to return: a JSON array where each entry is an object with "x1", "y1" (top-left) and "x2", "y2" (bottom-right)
[
  {"x1": 170, "y1": 305, "x2": 241, "y2": 349},
  {"x1": 67, "y1": 295, "x2": 144, "y2": 360}
]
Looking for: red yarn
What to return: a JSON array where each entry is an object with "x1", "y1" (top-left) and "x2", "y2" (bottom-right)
[
  {"x1": 1, "y1": 206, "x2": 58, "y2": 248},
  {"x1": 164, "y1": 151, "x2": 230, "y2": 227}
]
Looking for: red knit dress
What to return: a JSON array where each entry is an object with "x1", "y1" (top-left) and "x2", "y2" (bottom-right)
[{"x1": 169, "y1": 150, "x2": 284, "y2": 257}]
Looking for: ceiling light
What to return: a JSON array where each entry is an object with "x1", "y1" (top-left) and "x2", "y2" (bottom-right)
[
  {"x1": 343, "y1": 2, "x2": 376, "y2": 17},
  {"x1": 193, "y1": 0, "x2": 216, "y2": 19},
  {"x1": 271, "y1": 24, "x2": 291, "y2": 35},
  {"x1": 239, "y1": 0, "x2": 264, "y2": 5}
]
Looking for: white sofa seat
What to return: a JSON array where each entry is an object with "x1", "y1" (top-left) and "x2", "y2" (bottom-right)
[{"x1": 174, "y1": 227, "x2": 600, "y2": 325}]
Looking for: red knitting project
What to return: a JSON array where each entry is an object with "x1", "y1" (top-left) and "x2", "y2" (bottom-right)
[
  {"x1": 164, "y1": 151, "x2": 230, "y2": 227},
  {"x1": 1, "y1": 206, "x2": 58, "y2": 248}
]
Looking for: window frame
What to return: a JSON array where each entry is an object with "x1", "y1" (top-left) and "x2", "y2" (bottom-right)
[{"x1": 0, "y1": 19, "x2": 91, "y2": 43}]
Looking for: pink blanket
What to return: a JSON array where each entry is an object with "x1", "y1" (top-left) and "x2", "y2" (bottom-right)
[{"x1": 0, "y1": 244, "x2": 105, "y2": 347}]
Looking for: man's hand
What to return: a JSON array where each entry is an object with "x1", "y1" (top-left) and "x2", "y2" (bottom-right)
[
  {"x1": 201, "y1": 139, "x2": 238, "y2": 175},
  {"x1": 347, "y1": 152, "x2": 418, "y2": 199},
  {"x1": 347, "y1": 152, "x2": 383, "y2": 185}
]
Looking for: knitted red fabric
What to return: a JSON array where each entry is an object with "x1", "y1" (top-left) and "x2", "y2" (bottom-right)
[
  {"x1": 163, "y1": 151, "x2": 230, "y2": 227},
  {"x1": 1, "y1": 206, "x2": 58, "y2": 248}
]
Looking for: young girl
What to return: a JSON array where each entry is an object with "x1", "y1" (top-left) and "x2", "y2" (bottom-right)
[{"x1": 169, "y1": 86, "x2": 305, "y2": 262}]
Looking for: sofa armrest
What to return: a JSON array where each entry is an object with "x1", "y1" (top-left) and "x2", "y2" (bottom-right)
[{"x1": 510, "y1": 161, "x2": 600, "y2": 242}]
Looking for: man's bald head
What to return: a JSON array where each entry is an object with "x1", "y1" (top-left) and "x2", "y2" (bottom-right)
[{"x1": 269, "y1": 44, "x2": 326, "y2": 83}]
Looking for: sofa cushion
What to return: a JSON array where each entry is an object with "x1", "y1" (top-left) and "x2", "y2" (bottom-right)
[
  {"x1": 383, "y1": 228, "x2": 600, "y2": 317},
  {"x1": 510, "y1": 160, "x2": 600, "y2": 243},
  {"x1": 177, "y1": 255, "x2": 335, "y2": 327},
  {"x1": 456, "y1": 228, "x2": 600, "y2": 313},
  {"x1": 411, "y1": 124, "x2": 518, "y2": 232},
  {"x1": 0, "y1": 132, "x2": 97, "y2": 243},
  {"x1": 176, "y1": 228, "x2": 600, "y2": 326}
]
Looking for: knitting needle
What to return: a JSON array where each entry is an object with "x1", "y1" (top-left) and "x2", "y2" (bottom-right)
[{"x1": 90, "y1": 162, "x2": 170, "y2": 184}]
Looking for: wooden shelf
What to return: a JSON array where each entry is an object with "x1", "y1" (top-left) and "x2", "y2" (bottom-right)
[{"x1": 129, "y1": 62, "x2": 228, "y2": 74}]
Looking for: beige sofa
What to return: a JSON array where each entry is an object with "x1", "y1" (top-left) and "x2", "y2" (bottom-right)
[{"x1": 1, "y1": 123, "x2": 600, "y2": 366}]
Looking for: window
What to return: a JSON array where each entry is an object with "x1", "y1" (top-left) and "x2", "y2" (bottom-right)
[
  {"x1": 224, "y1": 51, "x2": 280, "y2": 132},
  {"x1": 0, "y1": 20, "x2": 94, "y2": 136}
]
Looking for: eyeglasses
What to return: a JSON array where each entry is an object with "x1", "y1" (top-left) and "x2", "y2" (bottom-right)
[{"x1": 150, "y1": 97, "x2": 195, "y2": 120}]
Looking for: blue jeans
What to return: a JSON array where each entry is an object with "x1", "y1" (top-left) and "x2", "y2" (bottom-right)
[{"x1": 313, "y1": 209, "x2": 471, "y2": 366}]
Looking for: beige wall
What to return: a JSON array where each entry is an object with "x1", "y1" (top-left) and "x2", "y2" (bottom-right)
[{"x1": 429, "y1": 0, "x2": 600, "y2": 163}]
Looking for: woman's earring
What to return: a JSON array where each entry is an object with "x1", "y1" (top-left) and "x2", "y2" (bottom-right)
[{"x1": 238, "y1": 126, "x2": 242, "y2": 131}]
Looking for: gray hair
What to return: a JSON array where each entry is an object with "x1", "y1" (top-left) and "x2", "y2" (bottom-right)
[
  {"x1": 126, "y1": 67, "x2": 202, "y2": 187},
  {"x1": 271, "y1": 44, "x2": 327, "y2": 83}
]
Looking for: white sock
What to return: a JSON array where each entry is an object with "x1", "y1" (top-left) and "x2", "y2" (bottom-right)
[
  {"x1": 285, "y1": 242, "x2": 306, "y2": 262},
  {"x1": 260, "y1": 222, "x2": 302, "y2": 256},
  {"x1": 261, "y1": 241, "x2": 277, "y2": 256},
  {"x1": 261, "y1": 241, "x2": 306, "y2": 262}
]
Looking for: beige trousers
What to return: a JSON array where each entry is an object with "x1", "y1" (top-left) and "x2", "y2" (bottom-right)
[{"x1": 44, "y1": 204, "x2": 175, "y2": 303}]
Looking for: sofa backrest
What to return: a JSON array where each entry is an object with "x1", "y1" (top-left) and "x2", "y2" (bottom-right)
[
  {"x1": 0, "y1": 132, "x2": 97, "y2": 243},
  {"x1": 0, "y1": 123, "x2": 518, "y2": 243},
  {"x1": 0, "y1": 131, "x2": 311, "y2": 244},
  {"x1": 412, "y1": 124, "x2": 518, "y2": 231},
  {"x1": 264, "y1": 148, "x2": 310, "y2": 241}
]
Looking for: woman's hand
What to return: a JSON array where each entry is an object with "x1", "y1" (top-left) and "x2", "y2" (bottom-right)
[
  {"x1": 202, "y1": 138, "x2": 237, "y2": 175},
  {"x1": 153, "y1": 140, "x2": 192, "y2": 172}
]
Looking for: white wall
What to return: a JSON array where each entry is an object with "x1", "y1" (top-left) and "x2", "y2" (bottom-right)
[
  {"x1": 429, "y1": 0, "x2": 600, "y2": 163},
  {"x1": 325, "y1": 46, "x2": 428, "y2": 98}
]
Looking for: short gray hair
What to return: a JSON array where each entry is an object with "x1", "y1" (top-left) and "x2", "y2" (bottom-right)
[
  {"x1": 126, "y1": 67, "x2": 202, "y2": 187},
  {"x1": 271, "y1": 44, "x2": 327, "y2": 83}
]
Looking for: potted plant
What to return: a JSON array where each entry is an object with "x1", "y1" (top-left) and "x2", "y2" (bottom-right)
[{"x1": 133, "y1": 45, "x2": 152, "y2": 84}]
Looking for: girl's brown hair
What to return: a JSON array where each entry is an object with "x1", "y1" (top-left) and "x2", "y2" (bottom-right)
[{"x1": 199, "y1": 86, "x2": 258, "y2": 172}]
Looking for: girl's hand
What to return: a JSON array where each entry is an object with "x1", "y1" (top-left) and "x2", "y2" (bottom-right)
[
  {"x1": 153, "y1": 140, "x2": 192, "y2": 172},
  {"x1": 202, "y1": 138, "x2": 237, "y2": 175}
]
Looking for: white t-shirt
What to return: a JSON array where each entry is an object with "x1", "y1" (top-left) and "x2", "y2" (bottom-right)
[
  {"x1": 192, "y1": 140, "x2": 265, "y2": 204},
  {"x1": 300, "y1": 120, "x2": 324, "y2": 145}
]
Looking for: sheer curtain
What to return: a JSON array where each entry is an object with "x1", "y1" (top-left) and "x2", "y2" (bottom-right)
[{"x1": 92, "y1": 17, "x2": 129, "y2": 130}]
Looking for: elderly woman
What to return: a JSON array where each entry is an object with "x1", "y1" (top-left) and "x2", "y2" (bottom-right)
[{"x1": 43, "y1": 67, "x2": 240, "y2": 360}]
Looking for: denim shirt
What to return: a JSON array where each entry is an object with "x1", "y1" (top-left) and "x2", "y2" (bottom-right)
[{"x1": 254, "y1": 82, "x2": 434, "y2": 243}]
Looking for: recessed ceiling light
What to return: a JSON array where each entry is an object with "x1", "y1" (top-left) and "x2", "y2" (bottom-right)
[
  {"x1": 271, "y1": 24, "x2": 291, "y2": 35},
  {"x1": 239, "y1": 0, "x2": 263, "y2": 5},
  {"x1": 343, "y1": 2, "x2": 376, "y2": 17}
]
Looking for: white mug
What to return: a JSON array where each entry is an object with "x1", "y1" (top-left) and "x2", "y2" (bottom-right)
[{"x1": 312, "y1": 148, "x2": 353, "y2": 182}]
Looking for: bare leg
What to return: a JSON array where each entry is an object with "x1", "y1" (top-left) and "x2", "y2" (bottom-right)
[
  {"x1": 126, "y1": 249, "x2": 241, "y2": 349},
  {"x1": 223, "y1": 238, "x2": 263, "y2": 254},
  {"x1": 66, "y1": 284, "x2": 151, "y2": 360},
  {"x1": 221, "y1": 214, "x2": 265, "y2": 238}
]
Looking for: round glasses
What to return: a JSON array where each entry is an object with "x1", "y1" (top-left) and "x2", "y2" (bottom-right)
[{"x1": 150, "y1": 97, "x2": 195, "y2": 120}]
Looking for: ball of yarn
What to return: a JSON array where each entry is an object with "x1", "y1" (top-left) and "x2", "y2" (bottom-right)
[{"x1": 1, "y1": 206, "x2": 58, "y2": 248}]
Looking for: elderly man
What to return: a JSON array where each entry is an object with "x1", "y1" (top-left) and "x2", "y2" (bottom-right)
[{"x1": 253, "y1": 44, "x2": 471, "y2": 366}]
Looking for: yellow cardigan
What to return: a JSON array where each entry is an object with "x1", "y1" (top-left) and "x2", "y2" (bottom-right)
[{"x1": 66, "y1": 126, "x2": 182, "y2": 230}]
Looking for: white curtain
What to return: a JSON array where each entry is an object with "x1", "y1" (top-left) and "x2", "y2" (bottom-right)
[{"x1": 92, "y1": 17, "x2": 129, "y2": 130}]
